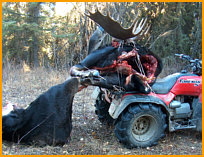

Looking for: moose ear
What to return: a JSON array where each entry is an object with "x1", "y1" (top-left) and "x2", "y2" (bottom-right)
[{"x1": 88, "y1": 26, "x2": 107, "y2": 54}]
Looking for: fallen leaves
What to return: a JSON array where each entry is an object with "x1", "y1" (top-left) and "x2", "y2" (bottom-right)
[{"x1": 2, "y1": 67, "x2": 202, "y2": 155}]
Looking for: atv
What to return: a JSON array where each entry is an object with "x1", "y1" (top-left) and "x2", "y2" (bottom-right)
[{"x1": 92, "y1": 53, "x2": 202, "y2": 148}]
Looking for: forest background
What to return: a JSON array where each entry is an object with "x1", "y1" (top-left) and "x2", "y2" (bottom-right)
[
  {"x1": 2, "y1": 2, "x2": 202, "y2": 72},
  {"x1": 2, "y1": 2, "x2": 202, "y2": 155}
]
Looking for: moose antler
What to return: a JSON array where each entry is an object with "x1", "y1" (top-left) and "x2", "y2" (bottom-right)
[{"x1": 85, "y1": 9, "x2": 150, "y2": 40}]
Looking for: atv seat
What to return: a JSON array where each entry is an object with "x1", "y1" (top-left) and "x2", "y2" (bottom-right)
[{"x1": 151, "y1": 73, "x2": 197, "y2": 94}]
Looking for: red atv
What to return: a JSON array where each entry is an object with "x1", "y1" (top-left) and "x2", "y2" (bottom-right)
[{"x1": 93, "y1": 53, "x2": 202, "y2": 148}]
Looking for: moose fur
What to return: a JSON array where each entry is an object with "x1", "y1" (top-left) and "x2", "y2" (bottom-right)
[{"x1": 2, "y1": 78, "x2": 79, "y2": 146}]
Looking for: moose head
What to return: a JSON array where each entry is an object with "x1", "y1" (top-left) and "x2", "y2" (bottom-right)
[{"x1": 71, "y1": 9, "x2": 162, "y2": 93}]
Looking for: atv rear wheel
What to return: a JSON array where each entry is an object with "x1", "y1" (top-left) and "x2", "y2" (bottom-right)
[
  {"x1": 114, "y1": 103, "x2": 167, "y2": 148},
  {"x1": 95, "y1": 92, "x2": 114, "y2": 125}
]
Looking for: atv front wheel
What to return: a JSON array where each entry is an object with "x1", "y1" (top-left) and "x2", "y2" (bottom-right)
[
  {"x1": 114, "y1": 103, "x2": 167, "y2": 148},
  {"x1": 95, "y1": 92, "x2": 114, "y2": 125}
]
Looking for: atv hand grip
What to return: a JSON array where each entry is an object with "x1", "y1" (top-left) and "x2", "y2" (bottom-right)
[
  {"x1": 175, "y1": 54, "x2": 191, "y2": 61},
  {"x1": 175, "y1": 53, "x2": 182, "y2": 57}
]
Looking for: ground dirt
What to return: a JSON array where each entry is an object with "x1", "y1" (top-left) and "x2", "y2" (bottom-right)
[{"x1": 2, "y1": 65, "x2": 202, "y2": 155}]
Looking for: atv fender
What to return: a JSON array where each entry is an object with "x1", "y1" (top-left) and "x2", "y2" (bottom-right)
[{"x1": 111, "y1": 95, "x2": 170, "y2": 119}]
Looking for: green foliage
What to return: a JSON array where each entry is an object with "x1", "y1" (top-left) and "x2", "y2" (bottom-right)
[{"x1": 2, "y1": 2, "x2": 202, "y2": 69}]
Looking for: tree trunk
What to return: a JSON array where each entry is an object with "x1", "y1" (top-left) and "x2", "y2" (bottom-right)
[
  {"x1": 27, "y1": 2, "x2": 41, "y2": 67},
  {"x1": 32, "y1": 3, "x2": 40, "y2": 67},
  {"x1": 33, "y1": 35, "x2": 39, "y2": 67}
]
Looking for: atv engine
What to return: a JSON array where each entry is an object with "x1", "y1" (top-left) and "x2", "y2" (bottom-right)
[{"x1": 169, "y1": 96, "x2": 200, "y2": 131}]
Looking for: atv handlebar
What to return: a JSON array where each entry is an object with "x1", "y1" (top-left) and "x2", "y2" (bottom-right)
[
  {"x1": 175, "y1": 53, "x2": 202, "y2": 75},
  {"x1": 175, "y1": 53, "x2": 192, "y2": 61}
]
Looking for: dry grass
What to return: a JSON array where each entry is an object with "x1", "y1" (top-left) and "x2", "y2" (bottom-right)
[{"x1": 2, "y1": 63, "x2": 202, "y2": 155}]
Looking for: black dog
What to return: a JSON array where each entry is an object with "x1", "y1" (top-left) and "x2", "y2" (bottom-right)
[{"x1": 2, "y1": 78, "x2": 79, "y2": 146}]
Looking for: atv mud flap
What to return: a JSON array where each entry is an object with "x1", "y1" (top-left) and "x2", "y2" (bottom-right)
[{"x1": 192, "y1": 100, "x2": 202, "y2": 132}]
